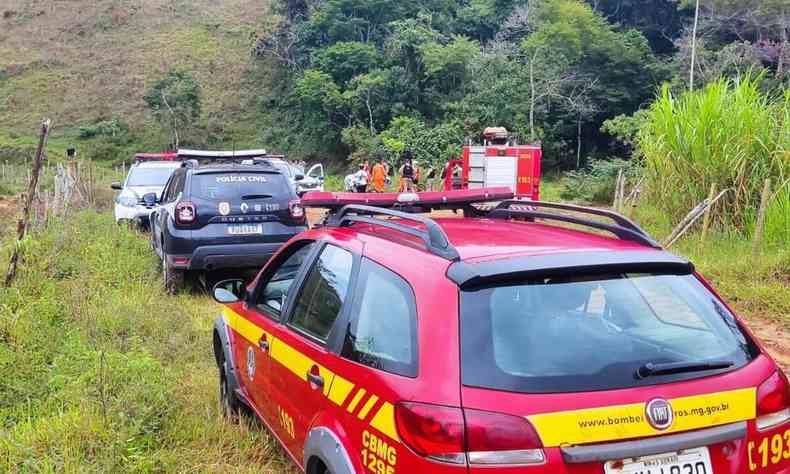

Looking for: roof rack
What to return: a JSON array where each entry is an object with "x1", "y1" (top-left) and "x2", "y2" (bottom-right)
[
  {"x1": 481, "y1": 200, "x2": 661, "y2": 249},
  {"x1": 325, "y1": 204, "x2": 460, "y2": 261}
]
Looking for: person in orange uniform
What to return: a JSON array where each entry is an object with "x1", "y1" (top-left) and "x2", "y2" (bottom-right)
[{"x1": 370, "y1": 158, "x2": 387, "y2": 193}]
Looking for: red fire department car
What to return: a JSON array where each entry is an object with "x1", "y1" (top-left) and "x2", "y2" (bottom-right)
[
  {"x1": 212, "y1": 189, "x2": 790, "y2": 474},
  {"x1": 443, "y1": 127, "x2": 541, "y2": 200}
]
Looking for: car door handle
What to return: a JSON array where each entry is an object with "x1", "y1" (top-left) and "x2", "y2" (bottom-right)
[
  {"x1": 307, "y1": 371, "x2": 324, "y2": 390},
  {"x1": 258, "y1": 336, "x2": 269, "y2": 352}
]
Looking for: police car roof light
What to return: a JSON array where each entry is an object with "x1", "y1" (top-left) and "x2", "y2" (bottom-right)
[{"x1": 134, "y1": 152, "x2": 179, "y2": 162}]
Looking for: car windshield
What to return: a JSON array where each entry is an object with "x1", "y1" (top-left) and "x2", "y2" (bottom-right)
[
  {"x1": 191, "y1": 172, "x2": 289, "y2": 200},
  {"x1": 460, "y1": 272, "x2": 757, "y2": 393},
  {"x1": 126, "y1": 167, "x2": 176, "y2": 186}
]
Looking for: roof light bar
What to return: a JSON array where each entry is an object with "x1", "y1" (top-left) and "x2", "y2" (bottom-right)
[
  {"x1": 134, "y1": 152, "x2": 179, "y2": 162},
  {"x1": 301, "y1": 188, "x2": 514, "y2": 211},
  {"x1": 177, "y1": 149, "x2": 269, "y2": 160}
]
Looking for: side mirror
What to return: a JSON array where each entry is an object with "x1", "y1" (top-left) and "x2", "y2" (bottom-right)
[
  {"x1": 111, "y1": 181, "x2": 122, "y2": 190},
  {"x1": 295, "y1": 174, "x2": 305, "y2": 181},
  {"x1": 142, "y1": 192, "x2": 158, "y2": 206},
  {"x1": 212, "y1": 279, "x2": 246, "y2": 304},
  {"x1": 318, "y1": 176, "x2": 325, "y2": 183}
]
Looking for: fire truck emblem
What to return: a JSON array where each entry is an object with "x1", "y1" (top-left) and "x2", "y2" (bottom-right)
[
  {"x1": 240, "y1": 202, "x2": 249, "y2": 214},
  {"x1": 219, "y1": 202, "x2": 231, "y2": 216},
  {"x1": 646, "y1": 399, "x2": 674, "y2": 430},
  {"x1": 246, "y1": 346, "x2": 256, "y2": 380}
]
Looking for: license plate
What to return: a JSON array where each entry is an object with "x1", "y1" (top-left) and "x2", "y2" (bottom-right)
[
  {"x1": 227, "y1": 224, "x2": 263, "y2": 235},
  {"x1": 604, "y1": 447, "x2": 713, "y2": 474}
]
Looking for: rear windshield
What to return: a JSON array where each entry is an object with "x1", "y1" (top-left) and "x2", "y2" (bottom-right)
[
  {"x1": 191, "y1": 172, "x2": 289, "y2": 200},
  {"x1": 460, "y1": 273, "x2": 757, "y2": 393},
  {"x1": 126, "y1": 167, "x2": 176, "y2": 186}
]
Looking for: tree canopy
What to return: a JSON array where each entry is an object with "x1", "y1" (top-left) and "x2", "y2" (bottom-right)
[{"x1": 253, "y1": 0, "x2": 788, "y2": 169}]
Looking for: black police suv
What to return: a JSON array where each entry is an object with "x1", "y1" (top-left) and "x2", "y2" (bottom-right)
[{"x1": 150, "y1": 161, "x2": 307, "y2": 292}]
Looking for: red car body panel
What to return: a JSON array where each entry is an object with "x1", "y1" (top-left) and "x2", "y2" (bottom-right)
[{"x1": 217, "y1": 205, "x2": 790, "y2": 474}]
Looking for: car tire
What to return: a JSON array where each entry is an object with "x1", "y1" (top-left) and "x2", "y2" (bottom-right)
[
  {"x1": 219, "y1": 364, "x2": 240, "y2": 421},
  {"x1": 162, "y1": 256, "x2": 184, "y2": 294}
]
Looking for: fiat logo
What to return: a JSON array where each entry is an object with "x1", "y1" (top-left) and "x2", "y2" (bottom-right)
[{"x1": 646, "y1": 399, "x2": 674, "y2": 430}]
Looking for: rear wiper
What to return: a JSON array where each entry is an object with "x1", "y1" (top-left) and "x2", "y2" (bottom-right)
[
  {"x1": 635, "y1": 360, "x2": 734, "y2": 379},
  {"x1": 241, "y1": 194, "x2": 272, "y2": 200}
]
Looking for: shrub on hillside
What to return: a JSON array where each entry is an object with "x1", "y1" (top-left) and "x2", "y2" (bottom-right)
[
  {"x1": 560, "y1": 158, "x2": 642, "y2": 203},
  {"x1": 78, "y1": 119, "x2": 128, "y2": 139}
]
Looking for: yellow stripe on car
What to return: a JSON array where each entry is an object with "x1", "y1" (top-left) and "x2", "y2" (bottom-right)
[
  {"x1": 370, "y1": 402, "x2": 399, "y2": 441},
  {"x1": 224, "y1": 307, "x2": 266, "y2": 345},
  {"x1": 223, "y1": 306, "x2": 400, "y2": 442},
  {"x1": 328, "y1": 375, "x2": 355, "y2": 406},
  {"x1": 347, "y1": 388, "x2": 367, "y2": 413},
  {"x1": 358, "y1": 394, "x2": 379, "y2": 420},
  {"x1": 528, "y1": 388, "x2": 756, "y2": 447}
]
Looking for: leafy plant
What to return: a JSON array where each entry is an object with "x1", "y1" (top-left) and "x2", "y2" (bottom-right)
[
  {"x1": 143, "y1": 70, "x2": 202, "y2": 149},
  {"x1": 639, "y1": 75, "x2": 789, "y2": 235},
  {"x1": 560, "y1": 157, "x2": 642, "y2": 203},
  {"x1": 78, "y1": 119, "x2": 129, "y2": 139}
]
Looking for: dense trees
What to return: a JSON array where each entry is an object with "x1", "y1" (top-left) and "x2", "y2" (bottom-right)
[{"x1": 253, "y1": 0, "x2": 788, "y2": 170}]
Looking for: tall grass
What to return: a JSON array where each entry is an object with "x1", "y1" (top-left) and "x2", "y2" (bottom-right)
[
  {"x1": 640, "y1": 76, "x2": 789, "y2": 240},
  {"x1": 0, "y1": 212, "x2": 295, "y2": 473}
]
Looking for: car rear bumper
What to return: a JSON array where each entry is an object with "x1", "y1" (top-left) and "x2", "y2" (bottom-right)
[{"x1": 167, "y1": 242, "x2": 284, "y2": 271}]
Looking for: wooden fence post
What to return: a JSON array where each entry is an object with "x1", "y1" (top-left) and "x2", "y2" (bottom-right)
[
  {"x1": 613, "y1": 170, "x2": 623, "y2": 212},
  {"x1": 752, "y1": 178, "x2": 772, "y2": 256},
  {"x1": 4, "y1": 119, "x2": 51, "y2": 287},
  {"x1": 700, "y1": 183, "x2": 717, "y2": 244}
]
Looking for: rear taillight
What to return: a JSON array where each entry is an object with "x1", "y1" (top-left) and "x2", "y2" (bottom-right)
[
  {"x1": 395, "y1": 403, "x2": 466, "y2": 464},
  {"x1": 175, "y1": 201, "x2": 196, "y2": 226},
  {"x1": 289, "y1": 200, "x2": 305, "y2": 222},
  {"x1": 395, "y1": 402, "x2": 544, "y2": 466},
  {"x1": 464, "y1": 409, "x2": 545, "y2": 465},
  {"x1": 757, "y1": 371, "x2": 790, "y2": 430}
]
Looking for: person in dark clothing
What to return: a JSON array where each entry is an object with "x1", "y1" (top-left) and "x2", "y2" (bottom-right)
[{"x1": 399, "y1": 152, "x2": 415, "y2": 192}]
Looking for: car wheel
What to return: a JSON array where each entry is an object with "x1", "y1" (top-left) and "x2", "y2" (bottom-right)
[
  {"x1": 219, "y1": 364, "x2": 240, "y2": 421},
  {"x1": 162, "y1": 256, "x2": 184, "y2": 294}
]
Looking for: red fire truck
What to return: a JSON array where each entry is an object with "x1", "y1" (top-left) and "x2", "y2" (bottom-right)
[{"x1": 443, "y1": 127, "x2": 541, "y2": 200}]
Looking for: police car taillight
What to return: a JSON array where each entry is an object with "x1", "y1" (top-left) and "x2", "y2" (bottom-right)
[
  {"x1": 175, "y1": 201, "x2": 196, "y2": 225},
  {"x1": 757, "y1": 371, "x2": 790, "y2": 430},
  {"x1": 289, "y1": 200, "x2": 305, "y2": 221},
  {"x1": 395, "y1": 402, "x2": 544, "y2": 465}
]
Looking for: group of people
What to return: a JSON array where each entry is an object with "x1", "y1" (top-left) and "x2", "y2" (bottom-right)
[{"x1": 348, "y1": 152, "x2": 428, "y2": 193}]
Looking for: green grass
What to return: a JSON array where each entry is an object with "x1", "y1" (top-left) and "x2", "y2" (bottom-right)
[
  {"x1": 0, "y1": 212, "x2": 295, "y2": 473},
  {"x1": 639, "y1": 76, "x2": 789, "y2": 238},
  {"x1": 1, "y1": 0, "x2": 269, "y2": 148},
  {"x1": 631, "y1": 202, "x2": 790, "y2": 326}
]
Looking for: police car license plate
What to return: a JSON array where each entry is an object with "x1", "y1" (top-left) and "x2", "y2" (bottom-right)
[
  {"x1": 227, "y1": 224, "x2": 263, "y2": 235},
  {"x1": 604, "y1": 447, "x2": 713, "y2": 474}
]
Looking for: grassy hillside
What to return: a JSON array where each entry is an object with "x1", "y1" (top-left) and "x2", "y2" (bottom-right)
[
  {"x1": 0, "y1": 211, "x2": 296, "y2": 472},
  {"x1": 0, "y1": 0, "x2": 269, "y2": 150}
]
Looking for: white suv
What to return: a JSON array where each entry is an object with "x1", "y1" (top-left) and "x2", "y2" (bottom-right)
[{"x1": 111, "y1": 160, "x2": 182, "y2": 229}]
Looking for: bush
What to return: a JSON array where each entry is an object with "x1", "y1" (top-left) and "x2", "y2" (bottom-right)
[
  {"x1": 560, "y1": 158, "x2": 641, "y2": 203},
  {"x1": 639, "y1": 76, "x2": 789, "y2": 237},
  {"x1": 78, "y1": 119, "x2": 128, "y2": 139}
]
